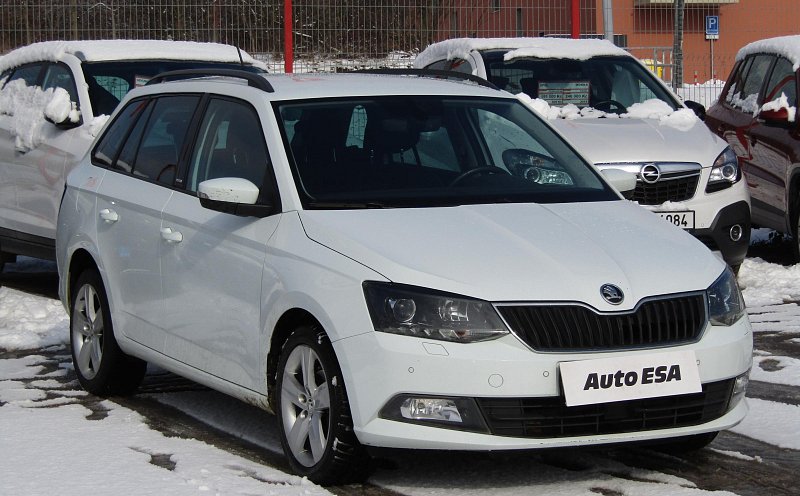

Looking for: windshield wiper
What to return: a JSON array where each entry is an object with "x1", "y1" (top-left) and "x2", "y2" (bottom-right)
[{"x1": 307, "y1": 201, "x2": 387, "y2": 209}]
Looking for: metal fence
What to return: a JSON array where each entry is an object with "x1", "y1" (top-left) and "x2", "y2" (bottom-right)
[{"x1": 1, "y1": 1, "x2": 797, "y2": 105}]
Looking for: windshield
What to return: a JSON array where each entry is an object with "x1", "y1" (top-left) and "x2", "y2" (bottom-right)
[
  {"x1": 483, "y1": 51, "x2": 679, "y2": 113},
  {"x1": 276, "y1": 96, "x2": 618, "y2": 209},
  {"x1": 82, "y1": 61, "x2": 264, "y2": 116}
]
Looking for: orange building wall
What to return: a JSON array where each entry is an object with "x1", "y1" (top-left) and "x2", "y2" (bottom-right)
[{"x1": 609, "y1": 0, "x2": 800, "y2": 82}]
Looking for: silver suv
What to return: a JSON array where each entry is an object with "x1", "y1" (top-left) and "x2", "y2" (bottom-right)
[
  {"x1": 0, "y1": 40, "x2": 263, "y2": 270},
  {"x1": 415, "y1": 38, "x2": 751, "y2": 271}
]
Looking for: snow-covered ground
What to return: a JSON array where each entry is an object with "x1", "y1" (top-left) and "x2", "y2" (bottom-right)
[{"x1": 1, "y1": 248, "x2": 798, "y2": 495}]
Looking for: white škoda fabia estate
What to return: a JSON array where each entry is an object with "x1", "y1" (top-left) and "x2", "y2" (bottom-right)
[{"x1": 56, "y1": 70, "x2": 752, "y2": 485}]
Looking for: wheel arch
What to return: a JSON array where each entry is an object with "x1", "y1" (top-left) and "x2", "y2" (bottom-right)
[
  {"x1": 266, "y1": 308, "x2": 324, "y2": 406},
  {"x1": 66, "y1": 248, "x2": 100, "y2": 310},
  {"x1": 787, "y1": 165, "x2": 800, "y2": 233}
]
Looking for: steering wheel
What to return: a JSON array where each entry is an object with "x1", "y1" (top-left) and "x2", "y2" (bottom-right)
[
  {"x1": 593, "y1": 99, "x2": 627, "y2": 114},
  {"x1": 449, "y1": 166, "x2": 510, "y2": 187}
]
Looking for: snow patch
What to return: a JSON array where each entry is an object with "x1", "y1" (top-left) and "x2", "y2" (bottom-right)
[
  {"x1": 738, "y1": 258, "x2": 800, "y2": 307},
  {"x1": 43, "y1": 87, "x2": 80, "y2": 124},
  {"x1": 0, "y1": 80, "x2": 78, "y2": 152},
  {"x1": 0, "y1": 287, "x2": 68, "y2": 350},
  {"x1": 730, "y1": 398, "x2": 800, "y2": 450},
  {"x1": 517, "y1": 95, "x2": 695, "y2": 130}
]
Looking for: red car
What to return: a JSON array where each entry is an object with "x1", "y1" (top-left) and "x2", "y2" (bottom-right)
[{"x1": 706, "y1": 35, "x2": 799, "y2": 259}]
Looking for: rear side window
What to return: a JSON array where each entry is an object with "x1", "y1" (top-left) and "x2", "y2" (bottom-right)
[
  {"x1": 727, "y1": 55, "x2": 774, "y2": 113},
  {"x1": 93, "y1": 95, "x2": 199, "y2": 185},
  {"x1": 93, "y1": 99, "x2": 150, "y2": 167},
  {"x1": 130, "y1": 96, "x2": 200, "y2": 184}
]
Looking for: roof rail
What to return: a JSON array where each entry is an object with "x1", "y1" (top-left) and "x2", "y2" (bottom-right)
[
  {"x1": 147, "y1": 68, "x2": 274, "y2": 93},
  {"x1": 355, "y1": 68, "x2": 498, "y2": 91}
]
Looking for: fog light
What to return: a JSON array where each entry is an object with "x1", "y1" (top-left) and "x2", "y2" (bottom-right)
[
  {"x1": 401, "y1": 397, "x2": 463, "y2": 423},
  {"x1": 379, "y1": 395, "x2": 489, "y2": 432},
  {"x1": 729, "y1": 224, "x2": 743, "y2": 242},
  {"x1": 731, "y1": 370, "x2": 749, "y2": 407}
]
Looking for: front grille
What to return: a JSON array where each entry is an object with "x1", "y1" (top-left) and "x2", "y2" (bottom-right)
[
  {"x1": 477, "y1": 379, "x2": 733, "y2": 438},
  {"x1": 634, "y1": 173, "x2": 700, "y2": 205},
  {"x1": 497, "y1": 294, "x2": 706, "y2": 352}
]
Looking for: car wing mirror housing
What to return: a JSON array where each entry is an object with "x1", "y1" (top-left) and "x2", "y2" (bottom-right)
[
  {"x1": 759, "y1": 107, "x2": 792, "y2": 125},
  {"x1": 198, "y1": 177, "x2": 273, "y2": 217},
  {"x1": 601, "y1": 168, "x2": 637, "y2": 200},
  {"x1": 683, "y1": 100, "x2": 706, "y2": 121}
]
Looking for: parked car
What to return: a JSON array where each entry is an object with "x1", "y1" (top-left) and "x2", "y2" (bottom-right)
[
  {"x1": 705, "y1": 35, "x2": 800, "y2": 259},
  {"x1": 0, "y1": 40, "x2": 265, "y2": 271},
  {"x1": 57, "y1": 69, "x2": 752, "y2": 484},
  {"x1": 414, "y1": 37, "x2": 751, "y2": 271}
]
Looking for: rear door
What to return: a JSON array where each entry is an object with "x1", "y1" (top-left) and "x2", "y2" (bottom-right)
[{"x1": 94, "y1": 95, "x2": 200, "y2": 352}]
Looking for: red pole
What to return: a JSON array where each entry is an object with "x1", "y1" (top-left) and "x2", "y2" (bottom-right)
[
  {"x1": 284, "y1": 0, "x2": 293, "y2": 73},
  {"x1": 571, "y1": 0, "x2": 580, "y2": 39}
]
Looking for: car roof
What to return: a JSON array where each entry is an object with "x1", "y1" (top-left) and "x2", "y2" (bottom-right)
[
  {"x1": 736, "y1": 35, "x2": 800, "y2": 70},
  {"x1": 131, "y1": 72, "x2": 511, "y2": 102},
  {"x1": 415, "y1": 37, "x2": 631, "y2": 68},
  {"x1": 0, "y1": 40, "x2": 259, "y2": 73}
]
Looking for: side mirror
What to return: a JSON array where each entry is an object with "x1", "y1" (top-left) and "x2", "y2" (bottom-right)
[
  {"x1": 45, "y1": 111, "x2": 83, "y2": 129},
  {"x1": 759, "y1": 107, "x2": 791, "y2": 124},
  {"x1": 197, "y1": 177, "x2": 272, "y2": 217},
  {"x1": 601, "y1": 168, "x2": 637, "y2": 199},
  {"x1": 683, "y1": 100, "x2": 706, "y2": 121},
  {"x1": 44, "y1": 89, "x2": 82, "y2": 129}
]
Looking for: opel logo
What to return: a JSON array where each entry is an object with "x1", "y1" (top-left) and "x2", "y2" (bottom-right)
[
  {"x1": 639, "y1": 163, "x2": 661, "y2": 184},
  {"x1": 600, "y1": 284, "x2": 624, "y2": 305}
]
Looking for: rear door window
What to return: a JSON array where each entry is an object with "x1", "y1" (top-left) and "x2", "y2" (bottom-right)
[{"x1": 728, "y1": 55, "x2": 774, "y2": 113}]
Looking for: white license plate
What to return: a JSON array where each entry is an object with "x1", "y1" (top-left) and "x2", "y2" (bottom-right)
[
  {"x1": 560, "y1": 351, "x2": 701, "y2": 407},
  {"x1": 657, "y1": 210, "x2": 695, "y2": 229}
]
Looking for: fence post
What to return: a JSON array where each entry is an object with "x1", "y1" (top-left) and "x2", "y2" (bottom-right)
[
  {"x1": 571, "y1": 0, "x2": 580, "y2": 39},
  {"x1": 284, "y1": 0, "x2": 293, "y2": 74}
]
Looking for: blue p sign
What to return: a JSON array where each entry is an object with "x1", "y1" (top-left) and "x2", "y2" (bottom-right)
[{"x1": 706, "y1": 16, "x2": 719, "y2": 37}]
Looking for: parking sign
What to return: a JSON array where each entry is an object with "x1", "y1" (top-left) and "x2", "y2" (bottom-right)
[{"x1": 706, "y1": 16, "x2": 719, "y2": 40}]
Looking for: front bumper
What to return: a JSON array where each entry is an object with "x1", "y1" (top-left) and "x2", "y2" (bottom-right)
[
  {"x1": 334, "y1": 316, "x2": 752, "y2": 450},
  {"x1": 689, "y1": 200, "x2": 751, "y2": 268}
]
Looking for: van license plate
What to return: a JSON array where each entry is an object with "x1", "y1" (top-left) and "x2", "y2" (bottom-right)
[{"x1": 657, "y1": 211, "x2": 695, "y2": 229}]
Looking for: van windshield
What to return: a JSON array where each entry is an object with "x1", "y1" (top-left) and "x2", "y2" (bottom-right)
[
  {"x1": 276, "y1": 96, "x2": 618, "y2": 209},
  {"x1": 483, "y1": 51, "x2": 679, "y2": 114}
]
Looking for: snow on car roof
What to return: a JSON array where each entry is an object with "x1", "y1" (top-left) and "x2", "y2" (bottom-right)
[
  {"x1": 415, "y1": 37, "x2": 630, "y2": 68},
  {"x1": 736, "y1": 35, "x2": 800, "y2": 71},
  {"x1": 0, "y1": 40, "x2": 257, "y2": 73}
]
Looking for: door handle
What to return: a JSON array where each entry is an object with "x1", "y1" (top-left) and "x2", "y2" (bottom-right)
[
  {"x1": 99, "y1": 208, "x2": 118, "y2": 223},
  {"x1": 160, "y1": 227, "x2": 183, "y2": 243}
]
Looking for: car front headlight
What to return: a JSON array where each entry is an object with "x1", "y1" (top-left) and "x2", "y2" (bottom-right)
[
  {"x1": 706, "y1": 147, "x2": 740, "y2": 192},
  {"x1": 707, "y1": 268, "x2": 745, "y2": 326},
  {"x1": 363, "y1": 282, "x2": 509, "y2": 343}
]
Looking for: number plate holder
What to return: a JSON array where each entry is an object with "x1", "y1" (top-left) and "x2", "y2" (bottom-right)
[{"x1": 560, "y1": 350, "x2": 702, "y2": 407}]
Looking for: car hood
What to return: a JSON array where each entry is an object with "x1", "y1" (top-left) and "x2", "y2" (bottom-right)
[
  {"x1": 551, "y1": 118, "x2": 725, "y2": 167},
  {"x1": 299, "y1": 201, "x2": 723, "y2": 311}
]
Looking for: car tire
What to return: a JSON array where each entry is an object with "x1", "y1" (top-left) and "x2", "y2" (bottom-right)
[
  {"x1": 654, "y1": 431, "x2": 718, "y2": 453},
  {"x1": 70, "y1": 269, "x2": 146, "y2": 396},
  {"x1": 793, "y1": 194, "x2": 800, "y2": 262},
  {"x1": 276, "y1": 325, "x2": 371, "y2": 485}
]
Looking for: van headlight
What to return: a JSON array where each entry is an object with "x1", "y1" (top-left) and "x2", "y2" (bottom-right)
[
  {"x1": 706, "y1": 147, "x2": 740, "y2": 193},
  {"x1": 363, "y1": 282, "x2": 509, "y2": 343},
  {"x1": 707, "y1": 268, "x2": 745, "y2": 326}
]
